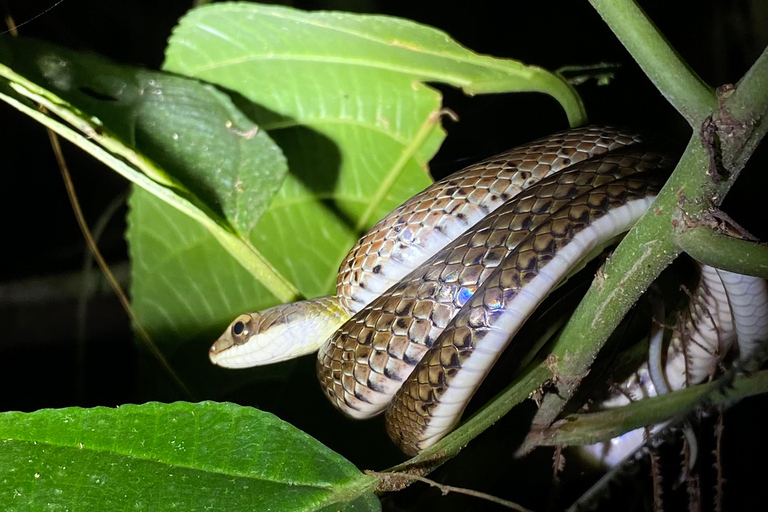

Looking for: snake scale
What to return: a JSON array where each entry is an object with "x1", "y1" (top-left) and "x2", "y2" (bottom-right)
[{"x1": 209, "y1": 126, "x2": 768, "y2": 456}]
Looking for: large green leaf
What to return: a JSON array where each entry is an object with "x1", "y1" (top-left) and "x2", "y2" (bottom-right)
[
  {"x1": 123, "y1": 3, "x2": 585, "y2": 379},
  {"x1": 161, "y1": 2, "x2": 585, "y2": 298},
  {"x1": 138, "y1": 2, "x2": 583, "y2": 393},
  {"x1": 0, "y1": 37, "x2": 287, "y2": 237},
  {"x1": 0, "y1": 402, "x2": 380, "y2": 511},
  {"x1": 0, "y1": 4, "x2": 585, "y2": 397}
]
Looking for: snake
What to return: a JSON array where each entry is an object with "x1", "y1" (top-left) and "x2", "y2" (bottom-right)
[{"x1": 209, "y1": 126, "x2": 768, "y2": 456}]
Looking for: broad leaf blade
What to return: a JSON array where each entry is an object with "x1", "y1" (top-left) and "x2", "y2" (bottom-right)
[
  {"x1": 1, "y1": 37, "x2": 287, "y2": 237},
  {"x1": 0, "y1": 402, "x2": 379, "y2": 511},
  {"x1": 127, "y1": 187, "x2": 277, "y2": 353},
  {"x1": 124, "y1": 3, "x2": 586, "y2": 392},
  {"x1": 162, "y1": 3, "x2": 584, "y2": 298}
]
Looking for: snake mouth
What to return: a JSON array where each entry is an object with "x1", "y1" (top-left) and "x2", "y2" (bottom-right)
[{"x1": 208, "y1": 337, "x2": 234, "y2": 365}]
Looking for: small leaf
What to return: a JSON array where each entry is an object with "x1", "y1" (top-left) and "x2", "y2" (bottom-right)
[{"x1": 0, "y1": 402, "x2": 380, "y2": 511}]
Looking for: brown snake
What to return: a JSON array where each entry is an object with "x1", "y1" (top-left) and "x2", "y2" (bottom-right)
[{"x1": 209, "y1": 127, "x2": 767, "y2": 456}]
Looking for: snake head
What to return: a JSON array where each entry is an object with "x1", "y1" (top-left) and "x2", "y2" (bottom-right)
[
  {"x1": 209, "y1": 296, "x2": 351, "y2": 368},
  {"x1": 209, "y1": 313, "x2": 261, "y2": 368}
]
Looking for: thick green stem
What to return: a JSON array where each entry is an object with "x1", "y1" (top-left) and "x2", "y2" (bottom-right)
[
  {"x1": 675, "y1": 226, "x2": 768, "y2": 279},
  {"x1": 720, "y1": 44, "x2": 768, "y2": 172},
  {"x1": 588, "y1": 0, "x2": 717, "y2": 125},
  {"x1": 512, "y1": 2, "x2": 768, "y2": 456},
  {"x1": 526, "y1": 370, "x2": 768, "y2": 448},
  {"x1": 518, "y1": 138, "x2": 708, "y2": 439}
]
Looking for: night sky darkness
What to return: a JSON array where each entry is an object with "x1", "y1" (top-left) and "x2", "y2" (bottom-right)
[{"x1": 0, "y1": 1, "x2": 766, "y2": 510}]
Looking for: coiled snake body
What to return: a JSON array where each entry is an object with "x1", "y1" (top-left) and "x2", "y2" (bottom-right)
[{"x1": 210, "y1": 127, "x2": 768, "y2": 456}]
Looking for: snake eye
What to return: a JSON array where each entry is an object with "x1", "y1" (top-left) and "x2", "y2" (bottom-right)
[{"x1": 231, "y1": 314, "x2": 254, "y2": 344}]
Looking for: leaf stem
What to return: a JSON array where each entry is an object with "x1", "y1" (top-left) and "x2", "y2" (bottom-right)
[
  {"x1": 588, "y1": 0, "x2": 717, "y2": 125},
  {"x1": 465, "y1": 65, "x2": 588, "y2": 127}
]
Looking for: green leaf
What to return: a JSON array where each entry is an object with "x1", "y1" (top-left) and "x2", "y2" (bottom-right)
[
  {"x1": 127, "y1": 187, "x2": 277, "y2": 352},
  {"x1": 162, "y1": 2, "x2": 585, "y2": 298},
  {"x1": 0, "y1": 37, "x2": 288, "y2": 237},
  {"x1": 0, "y1": 402, "x2": 380, "y2": 511}
]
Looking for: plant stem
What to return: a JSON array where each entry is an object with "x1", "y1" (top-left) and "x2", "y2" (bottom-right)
[
  {"x1": 388, "y1": 362, "x2": 553, "y2": 474},
  {"x1": 726, "y1": 44, "x2": 768, "y2": 123},
  {"x1": 516, "y1": 3, "x2": 768, "y2": 454},
  {"x1": 588, "y1": 0, "x2": 717, "y2": 125},
  {"x1": 675, "y1": 226, "x2": 768, "y2": 279},
  {"x1": 518, "y1": 137, "x2": 708, "y2": 443},
  {"x1": 525, "y1": 370, "x2": 768, "y2": 447},
  {"x1": 721, "y1": 44, "x2": 768, "y2": 172}
]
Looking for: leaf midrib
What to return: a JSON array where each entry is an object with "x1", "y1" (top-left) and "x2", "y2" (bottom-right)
[
  {"x1": 4, "y1": 436, "x2": 357, "y2": 491},
  {"x1": 206, "y1": 5, "x2": 525, "y2": 76},
  {"x1": 181, "y1": 51, "x2": 532, "y2": 88}
]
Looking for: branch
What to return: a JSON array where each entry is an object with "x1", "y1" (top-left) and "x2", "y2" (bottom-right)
[
  {"x1": 675, "y1": 225, "x2": 768, "y2": 279},
  {"x1": 726, "y1": 44, "x2": 768, "y2": 123},
  {"x1": 523, "y1": 370, "x2": 768, "y2": 448},
  {"x1": 369, "y1": 471, "x2": 534, "y2": 512},
  {"x1": 387, "y1": 363, "x2": 554, "y2": 474},
  {"x1": 517, "y1": 137, "x2": 709, "y2": 442},
  {"x1": 721, "y1": 44, "x2": 768, "y2": 171},
  {"x1": 514, "y1": 5, "x2": 768, "y2": 456},
  {"x1": 588, "y1": 0, "x2": 717, "y2": 125}
]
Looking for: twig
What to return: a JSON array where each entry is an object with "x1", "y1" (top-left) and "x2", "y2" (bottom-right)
[
  {"x1": 713, "y1": 407, "x2": 725, "y2": 512},
  {"x1": 522, "y1": 370, "x2": 768, "y2": 448},
  {"x1": 76, "y1": 191, "x2": 128, "y2": 401},
  {"x1": 368, "y1": 471, "x2": 535, "y2": 512},
  {"x1": 674, "y1": 225, "x2": 768, "y2": 279},
  {"x1": 4, "y1": 4, "x2": 192, "y2": 399},
  {"x1": 45, "y1": 119, "x2": 193, "y2": 399},
  {"x1": 649, "y1": 447, "x2": 664, "y2": 512}
]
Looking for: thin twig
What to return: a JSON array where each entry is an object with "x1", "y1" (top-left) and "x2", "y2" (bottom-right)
[
  {"x1": 45, "y1": 121, "x2": 192, "y2": 399},
  {"x1": 4, "y1": 0, "x2": 191, "y2": 400},
  {"x1": 368, "y1": 471, "x2": 535, "y2": 512},
  {"x1": 713, "y1": 407, "x2": 725, "y2": 512},
  {"x1": 76, "y1": 191, "x2": 128, "y2": 401},
  {"x1": 649, "y1": 447, "x2": 664, "y2": 512},
  {"x1": 548, "y1": 446, "x2": 565, "y2": 512}
]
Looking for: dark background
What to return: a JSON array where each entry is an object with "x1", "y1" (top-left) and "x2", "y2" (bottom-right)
[{"x1": 0, "y1": 1, "x2": 766, "y2": 510}]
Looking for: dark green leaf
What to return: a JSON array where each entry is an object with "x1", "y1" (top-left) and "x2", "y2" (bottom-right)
[
  {"x1": 1, "y1": 37, "x2": 287, "y2": 236},
  {"x1": 0, "y1": 402, "x2": 380, "y2": 511}
]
